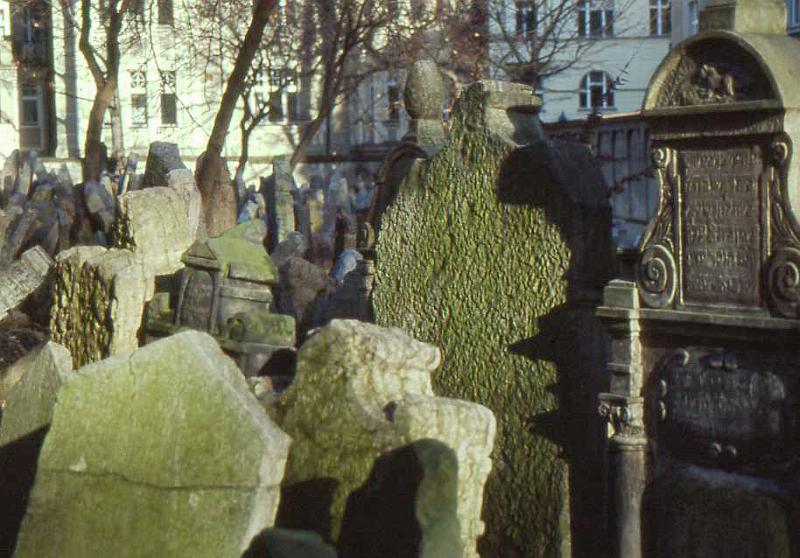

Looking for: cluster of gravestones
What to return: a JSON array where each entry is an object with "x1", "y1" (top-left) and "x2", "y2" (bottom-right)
[{"x1": 4, "y1": 0, "x2": 796, "y2": 555}]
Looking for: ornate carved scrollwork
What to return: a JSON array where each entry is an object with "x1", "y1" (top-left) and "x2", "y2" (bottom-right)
[
  {"x1": 770, "y1": 136, "x2": 790, "y2": 167},
  {"x1": 636, "y1": 147, "x2": 678, "y2": 309},
  {"x1": 637, "y1": 245, "x2": 677, "y2": 309},
  {"x1": 768, "y1": 247, "x2": 800, "y2": 318}
]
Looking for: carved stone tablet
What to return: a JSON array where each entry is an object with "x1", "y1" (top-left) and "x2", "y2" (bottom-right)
[
  {"x1": 680, "y1": 146, "x2": 764, "y2": 307},
  {"x1": 655, "y1": 349, "x2": 795, "y2": 469}
]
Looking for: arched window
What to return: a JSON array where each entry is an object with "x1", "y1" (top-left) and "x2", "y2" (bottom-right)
[{"x1": 579, "y1": 71, "x2": 615, "y2": 110}]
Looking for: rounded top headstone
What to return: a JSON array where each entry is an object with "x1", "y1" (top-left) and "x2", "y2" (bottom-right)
[{"x1": 404, "y1": 60, "x2": 445, "y2": 120}]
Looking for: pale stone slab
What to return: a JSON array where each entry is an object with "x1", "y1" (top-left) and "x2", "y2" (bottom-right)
[
  {"x1": 0, "y1": 246, "x2": 53, "y2": 320},
  {"x1": 14, "y1": 331, "x2": 291, "y2": 558},
  {"x1": 114, "y1": 187, "x2": 193, "y2": 276},
  {"x1": 274, "y1": 320, "x2": 495, "y2": 556},
  {"x1": 0, "y1": 342, "x2": 72, "y2": 444}
]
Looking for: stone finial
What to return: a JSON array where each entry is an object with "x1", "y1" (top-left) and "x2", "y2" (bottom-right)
[
  {"x1": 403, "y1": 60, "x2": 446, "y2": 145},
  {"x1": 404, "y1": 60, "x2": 444, "y2": 120},
  {"x1": 699, "y1": 0, "x2": 786, "y2": 35}
]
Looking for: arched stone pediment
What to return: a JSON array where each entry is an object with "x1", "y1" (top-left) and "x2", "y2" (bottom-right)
[{"x1": 643, "y1": 32, "x2": 800, "y2": 112}]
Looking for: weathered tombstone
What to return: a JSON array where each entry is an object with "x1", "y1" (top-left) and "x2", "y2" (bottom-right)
[
  {"x1": 0, "y1": 246, "x2": 52, "y2": 322},
  {"x1": 13, "y1": 331, "x2": 292, "y2": 558},
  {"x1": 142, "y1": 220, "x2": 292, "y2": 377},
  {"x1": 0, "y1": 342, "x2": 72, "y2": 555},
  {"x1": 49, "y1": 246, "x2": 151, "y2": 367},
  {"x1": 15, "y1": 152, "x2": 34, "y2": 197},
  {"x1": 114, "y1": 186, "x2": 194, "y2": 276},
  {"x1": 272, "y1": 320, "x2": 496, "y2": 557},
  {"x1": 597, "y1": 2, "x2": 800, "y2": 557},
  {"x1": 270, "y1": 158, "x2": 298, "y2": 251},
  {"x1": 141, "y1": 141, "x2": 188, "y2": 188},
  {"x1": 373, "y1": 77, "x2": 613, "y2": 556},
  {"x1": 2, "y1": 150, "x2": 19, "y2": 199}
]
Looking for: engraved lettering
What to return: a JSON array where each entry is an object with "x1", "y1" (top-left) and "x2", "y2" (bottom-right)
[{"x1": 680, "y1": 148, "x2": 762, "y2": 306}]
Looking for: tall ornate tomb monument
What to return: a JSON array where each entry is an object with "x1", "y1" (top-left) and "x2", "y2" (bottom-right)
[{"x1": 598, "y1": 2, "x2": 800, "y2": 557}]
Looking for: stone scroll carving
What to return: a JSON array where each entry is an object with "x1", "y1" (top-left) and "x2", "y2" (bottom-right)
[
  {"x1": 636, "y1": 147, "x2": 677, "y2": 308},
  {"x1": 767, "y1": 136, "x2": 800, "y2": 318}
]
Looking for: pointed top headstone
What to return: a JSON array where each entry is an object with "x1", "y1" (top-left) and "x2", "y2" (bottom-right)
[{"x1": 699, "y1": 0, "x2": 787, "y2": 35}]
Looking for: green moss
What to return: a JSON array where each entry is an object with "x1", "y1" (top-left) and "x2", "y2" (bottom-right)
[
  {"x1": 203, "y1": 220, "x2": 277, "y2": 282},
  {"x1": 373, "y1": 83, "x2": 605, "y2": 557}
]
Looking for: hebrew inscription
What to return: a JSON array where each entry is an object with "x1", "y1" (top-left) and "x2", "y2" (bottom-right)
[
  {"x1": 680, "y1": 147, "x2": 763, "y2": 306},
  {"x1": 655, "y1": 349, "x2": 794, "y2": 468}
]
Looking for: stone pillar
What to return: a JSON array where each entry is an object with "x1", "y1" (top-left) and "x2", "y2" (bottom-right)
[{"x1": 598, "y1": 280, "x2": 648, "y2": 558}]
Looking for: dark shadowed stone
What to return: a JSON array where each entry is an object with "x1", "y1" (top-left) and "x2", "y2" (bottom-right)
[
  {"x1": 142, "y1": 142, "x2": 188, "y2": 188},
  {"x1": 242, "y1": 528, "x2": 337, "y2": 558}
]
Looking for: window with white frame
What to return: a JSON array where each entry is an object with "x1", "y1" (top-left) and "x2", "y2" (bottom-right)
[
  {"x1": 688, "y1": 0, "x2": 699, "y2": 35},
  {"x1": 129, "y1": 69, "x2": 147, "y2": 127},
  {"x1": 386, "y1": 79, "x2": 401, "y2": 123},
  {"x1": 577, "y1": 0, "x2": 614, "y2": 38},
  {"x1": 649, "y1": 0, "x2": 670, "y2": 36},
  {"x1": 266, "y1": 68, "x2": 300, "y2": 123},
  {"x1": 579, "y1": 71, "x2": 615, "y2": 110},
  {"x1": 515, "y1": 1, "x2": 536, "y2": 40},
  {"x1": 159, "y1": 70, "x2": 177, "y2": 126}
]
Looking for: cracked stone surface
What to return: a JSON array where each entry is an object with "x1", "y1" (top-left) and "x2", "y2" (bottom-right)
[{"x1": 13, "y1": 331, "x2": 292, "y2": 558}]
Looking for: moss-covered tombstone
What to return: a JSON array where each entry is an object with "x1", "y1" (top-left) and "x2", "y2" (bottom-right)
[{"x1": 373, "y1": 79, "x2": 613, "y2": 557}]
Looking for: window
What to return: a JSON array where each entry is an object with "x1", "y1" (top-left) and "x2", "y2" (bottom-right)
[
  {"x1": 157, "y1": 0, "x2": 173, "y2": 25},
  {"x1": 160, "y1": 71, "x2": 177, "y2": 125},
  {"x1": 131, "y1": 95, "x2": 147, "y2": 127},
  {"x1": 387, "y1": 80, "x2": 400, "y2": 122},
  {"x1": 649, "y1": 0, "x2": 670, "y2": 36},
  {"x1": 793, "y1": 0, "x2": 800, "y2": 26},
  {"x1": 265, "y1": 68, "x2": 300, "y2": 122},
  {"x1": 579, "y1": 71, "x2": 615, "y2": 110},
  {"x1": 20, "y1": 84, "x2": 39, "y2": 126},
  {"x1": 688, "y1": 1, "x2": 698, "y2": 35},
  {"x1": 515, "y1": 1, "x2": 536, "y2": 40},
  {"x1": 577, "y1": 0, "x2": 614, "y2": 38},
  {"x1": 130, "y1": 69, "x2": 147, "y2": 127}
]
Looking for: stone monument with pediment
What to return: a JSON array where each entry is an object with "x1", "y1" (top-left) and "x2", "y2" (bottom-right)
[{"x1": 598, "y1": 2, "x2": 800, "y2": 557}]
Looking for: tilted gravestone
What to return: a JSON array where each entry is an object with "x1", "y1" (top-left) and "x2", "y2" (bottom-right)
[
  {"x1": 0, "y1": 245, "x2": 52, "y2": 322},
  {"x1": 373, "y1": 75, "x2": 612, "y2": 556},
  {"x1": 13, "y1": 331, "x2": 292, "y2": 558},
  {"x1": 141, "y1": 141, "x2": 188, "y2": 188},
  {"x1": 598, "y1": 2, "x2": 800, "y2": 557}
]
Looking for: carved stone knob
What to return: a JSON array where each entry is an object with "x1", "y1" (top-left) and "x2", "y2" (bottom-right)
[
  {"x1": 658, "y1": 401, "x2": 667, "y2": 421},
  {"x1": 723, "y1": 445, "x2": 738, "y2": 460},
  {"x1": 709, "y1": 442, "x2": 723, "y2": 459},
  {"x1": 404, "y1": 59, "x2": 445, "y2": 120}
]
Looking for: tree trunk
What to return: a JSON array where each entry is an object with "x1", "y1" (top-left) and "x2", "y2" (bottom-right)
[
  {"x1": 196, "y1": 0, "x2": 278, "y2": 236},
  {"x1": 110, "y1": 88, "x2": 125, "y2": 161},
  {"x1": 83, "y1": 81, "x2": 116, "y2": 182}
]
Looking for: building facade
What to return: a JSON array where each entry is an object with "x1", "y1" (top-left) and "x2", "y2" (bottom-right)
[
  {"x1": 0, "y1": 0, "x2": 420, "y2": 185},
  {"x1": 489, "y1": 0, "x2": 672, "y2": 122}
]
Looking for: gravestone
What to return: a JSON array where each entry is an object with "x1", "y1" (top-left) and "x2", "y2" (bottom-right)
[
  {"x1": 13, "y1": 331, "x2": 292, "y2": 558},
  {"x1": 0, "y1": 342, "x2": 73, "y2": 555},
  {"x1": 271, "y1": 320, "x2": 496, "y2": 557},
  {"x1": 141, "y1": 142, "x2": 188, "y2": 188},
  {"x1": 597, "y1": 3, "x2": 800, "y2": 557},
  {"x1": 373, "y1": 76, "x2": 612, "y2": 556},
  {"x1": 0, "y1": 246, "x2": 52, "y2": 321}
]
